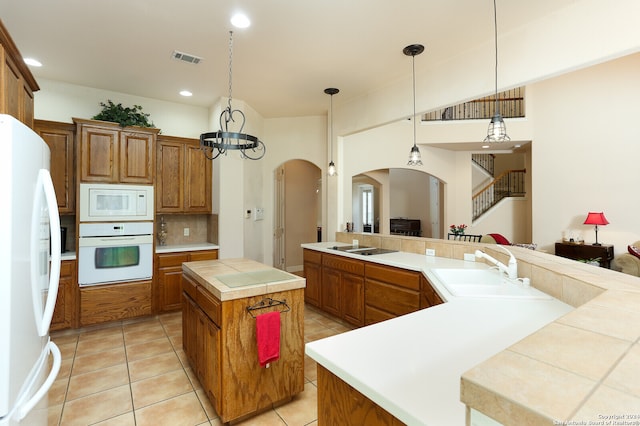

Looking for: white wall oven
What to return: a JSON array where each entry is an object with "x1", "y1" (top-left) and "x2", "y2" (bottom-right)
[
  {"x1": 78, "y1": 222, "x2": 153, "y2": 287},
  {"x1": 79, "y1": 183, "x2": 153, "y2": 222}
]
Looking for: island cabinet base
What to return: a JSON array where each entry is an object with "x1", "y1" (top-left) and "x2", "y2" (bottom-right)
[
  {"x1": 317, "y1": 365, "x2": 406, "y2": 426},
  {"x1": 182, "y1": 272, "x2": 305, "y2": 424}
]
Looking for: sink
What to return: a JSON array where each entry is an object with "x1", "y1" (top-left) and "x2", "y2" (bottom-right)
[{"x1": 431, "y1": 268, "x2": 552, "y2": 300}]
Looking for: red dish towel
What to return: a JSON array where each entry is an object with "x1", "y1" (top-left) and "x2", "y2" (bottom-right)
[{"x1": 256, "y1": 311, "x2": 281, "y2": 368}]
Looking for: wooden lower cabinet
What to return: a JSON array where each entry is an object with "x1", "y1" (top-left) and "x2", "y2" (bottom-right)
[
  {"x1": 317, "y1": 365, "x2": 406, "y2": 426},
  {"x1": 365, "y1": 263, "x2": 421, "y2": 326},
  {"x1": 321, "y1": 253, "x2": 365, "y2": 327},
  {"x1": 51, "y1": 260, "x2": 76, "y2": 331},
  {"x1": 302, "y1": 249, "x2": 322, "y2": 307},
  {"x1": 182, "y1": 272, "x2": 304, "y2": 423},
  {"x1": 155, "y1": 249, "x2": 218, "y2": 313},
  {"x1": 421, "y1": 275, "x2": 444, "y2": 309},
  {"x1": 303, "y1": 249, "x2": 446, "y2": 326},
  {"x1": 79, "y1": 280, "x2": 152, "y2": 327}
]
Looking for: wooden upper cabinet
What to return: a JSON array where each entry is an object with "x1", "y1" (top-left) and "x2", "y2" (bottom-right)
[
  {"x1": 119, "y1": 131, "x2": 154, "y2": 183},
  {"x1": 156, "y1": 139, "x2": 184, "y2": 212},
  {"x1": 75, "y1": 118, "x2": 158, "y2": 184},
  {"x1": 1, "y1": 20, "x2": 39, "y2": 128},
  {"x1": 35, "y1": 120, "x2": 76, "y2": 214},
  {"x1": 157, "y1": 135, "x2": 211, "y2": 213},
  {"x1": 185, "y1": 143, "x2": 211, "y2": 212}
]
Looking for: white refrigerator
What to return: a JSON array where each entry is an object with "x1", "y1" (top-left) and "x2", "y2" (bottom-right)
[{"x1": 0, "y1": 115, "x2": 62, "y2": 425}]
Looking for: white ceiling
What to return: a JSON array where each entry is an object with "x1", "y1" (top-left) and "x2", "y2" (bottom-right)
[{"x1": 1, "y1": 0, "x2": 575, "y2": 118}]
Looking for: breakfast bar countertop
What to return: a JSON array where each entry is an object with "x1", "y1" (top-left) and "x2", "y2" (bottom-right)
[
  {"x1": 302, "y1": 242, "x2": 574, "y2": 425},
  {"x1": 182, "y1": 257, "x2": 305, "y2": 301}
]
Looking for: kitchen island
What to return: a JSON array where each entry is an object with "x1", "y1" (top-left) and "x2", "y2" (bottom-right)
[
  {"x1": 303, "y1": 242, "x2": 573, "y2": 425},
  {"x1": 182, "y1": 258, "x2": 305, "y2": 423},
  {"x1": 304, "y1": 238, "x2": 640, "y2": 425}
]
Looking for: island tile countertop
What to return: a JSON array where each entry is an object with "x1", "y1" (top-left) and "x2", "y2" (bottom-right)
[
  {"x1": 182, "y1": 258, "x2": 305, "y2": 302},
  {"x1": 303, "y1": 242, "x2": 573, "y2": 425}
]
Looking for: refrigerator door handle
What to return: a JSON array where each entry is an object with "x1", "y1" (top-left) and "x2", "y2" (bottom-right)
[
  {"x1": 31, "y1": 169, "x2": 61, "y2": 337},
  {"x1": 14, "y1": 340, "x2": 61, "y2": 421}
]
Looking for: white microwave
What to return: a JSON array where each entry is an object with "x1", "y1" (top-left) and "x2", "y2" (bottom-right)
[{"x1": 79, "y1": 183, "x2": 154, "y2": 222}]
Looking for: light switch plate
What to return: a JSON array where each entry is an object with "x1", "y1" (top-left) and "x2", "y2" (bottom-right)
[
  {"x1": 183, "y1": 227, "x2": 190, "y2": 237},
  {"x1": 464, "y1": 253, "x2": 476, "y2": 261}
]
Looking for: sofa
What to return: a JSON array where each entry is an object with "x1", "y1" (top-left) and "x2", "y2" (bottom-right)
[{"x1": 613, "y1": 242, "x2": 640, "y2": 277}]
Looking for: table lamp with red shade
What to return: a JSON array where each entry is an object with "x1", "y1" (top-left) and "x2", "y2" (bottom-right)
[{"x1": 583, "y1": 212, "x2": 609, "y2": 246}]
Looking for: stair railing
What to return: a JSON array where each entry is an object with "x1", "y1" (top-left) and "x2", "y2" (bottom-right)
[{"x1": 472, "y1": 169, "x2": 526, "y2": 220}]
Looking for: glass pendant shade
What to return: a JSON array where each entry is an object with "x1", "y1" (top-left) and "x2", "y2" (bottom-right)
[
  {"x1": 484, "y1": 112, "x2": 510, "y2": 142},
  {"x1": 485, "y1": 0, "x2": 510, "y2": 143},
  {"x1": 328, "y1": 161, "x2": 337, "y2": 176},
  {"x1": 325, "y1": 88, "x2": 339, "y2": 176},
  {"x1": 403, "y1": 44, "x2": 424, "y2": 167},
  {"x1": 407, "y1": 145, "x2": 422, "y2": 166}
]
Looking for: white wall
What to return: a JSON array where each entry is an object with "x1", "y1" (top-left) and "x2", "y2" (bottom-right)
[
  {"x1": 530, "y1": 53, "x2": 640, "y2": 254},
  {"x1": 35, "y1": 79, "x2": 208, "y2": 137}
]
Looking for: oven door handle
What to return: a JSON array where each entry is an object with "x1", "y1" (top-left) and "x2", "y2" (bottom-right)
[{"x1": 78, "y1": 234, "x2": 153, "y2": 247}]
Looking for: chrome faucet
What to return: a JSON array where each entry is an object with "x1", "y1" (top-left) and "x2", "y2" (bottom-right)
[{"x1": 475, "y1": 246, "x2": 518, "y2": 279}]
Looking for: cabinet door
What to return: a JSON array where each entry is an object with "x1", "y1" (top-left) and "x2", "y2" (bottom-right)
[
  {"x1": 36, "y1": 121, "x2": 75, "y2": 214},
  {"x1": 51, "y1": 260, "x2": 76, "y2": 331},
  {"x1": 321, "y1": 268, "x2": 341, "y2": 318},
  {"x1": 202, "y1": 316, "x2": 221, "y2": 409},
  {"x1": 80, "y1": 125, "x2": 119, "y2": 182},
  {"x1": 156, "y1": 140, "x2": 184, "y2": 212},
  {"x1": 156, "y1": 253, "x2": 189, "y2": 312},
  {"x1": 182, "y1": 293, "x2": 198, "y2": 367},
  {"x1": 303, "y1": 260, "x2": 322, "y2": 307},
  {"x1": 158, "y1": 265, "x2": 185, "y2": 312},
  {"x1": 2, "y1": 52, "x2": 21, "y2": 122},
  {"x1": 342, "y1": 272, "x2": 364, "y2": 326},
  {"x1": 120, "y1": 131, "x2": 154, "y2": 183},
  {"x1": 184, "y1": 142, "x2": 212, "y2": 212}
]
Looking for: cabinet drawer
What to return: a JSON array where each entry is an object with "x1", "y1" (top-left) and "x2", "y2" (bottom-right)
[
  {"x1": 303, "y1": 249, "x2": 322, "y2": 264},
  {"x1": 365, "y1": 264, "x2": 420, "y2": 290},
  {"x1": 365, "y1": 279, "x2": 420, "y2": 316},
  {"x1": 322, "y1": 254, "x2": 364, "y2": 275},
  {"x1": 157, "y1": 253, "x2": 189, "y2": 268},
  {"x1": 182, "y1": 274, "x2": 198, "y2": 300},
  {"x1": 196, "y1": 285, "x2": 221, "y2": 326},
  {"x1": 365, "y1": 305, "x2": 395, "y2": 325},
  {"x1": 190, "y1": 250, "x2": 218, "y2": 262}
]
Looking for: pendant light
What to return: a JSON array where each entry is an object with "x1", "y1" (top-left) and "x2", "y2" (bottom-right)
[
  {"x1": 404, "y1": 44, "x2": 424, "y2": 166},
  {"x1": 200, "y1": 31, "x2": 266, "y2": 160},
  {"x1": 484, "y1": 0, "x2": 510, "y2": 142},
  {"x1": 324, "y1": 88, "x2": 339, "y2": 176}
]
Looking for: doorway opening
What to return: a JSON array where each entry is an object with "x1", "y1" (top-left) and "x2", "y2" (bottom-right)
[{"x1": 273, "y1": 160, "x2": 321, "y2": 272}]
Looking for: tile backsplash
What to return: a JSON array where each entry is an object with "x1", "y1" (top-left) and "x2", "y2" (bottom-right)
[{"x1": 157, "y1": 214, "x2": 217, "y2": 246}]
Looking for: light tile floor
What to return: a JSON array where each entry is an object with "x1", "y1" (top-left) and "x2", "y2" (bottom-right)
[{"x1": 48, "y1": 305, "x2": 353, "y2": 426}]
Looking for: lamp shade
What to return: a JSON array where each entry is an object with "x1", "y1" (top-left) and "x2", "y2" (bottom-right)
[{"x1": 583, "y1": 212, "x2": 609, "y2": 226}]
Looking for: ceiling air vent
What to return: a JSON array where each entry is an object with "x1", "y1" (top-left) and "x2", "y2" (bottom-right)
[{"x1": 171, "y1": 50, "x2": 202, "y2": 65}]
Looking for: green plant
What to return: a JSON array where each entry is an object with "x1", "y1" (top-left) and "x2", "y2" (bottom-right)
[{"x1": 92, "y1": 100, "x2": 155, "y2": 128}]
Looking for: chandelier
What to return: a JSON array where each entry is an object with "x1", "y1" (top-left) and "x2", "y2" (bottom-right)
[{"x1": 200, "y1": 31, "x2": 266, "y2": 160}]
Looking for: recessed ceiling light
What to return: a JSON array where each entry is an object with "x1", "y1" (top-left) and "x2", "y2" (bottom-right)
[
  {"x1": 179, "y1": 90, "x2": 193, "y2": 97},
  {"x1": 24, "y1": 58, "x2": 42, "y2": 67},
  {"x1": 231, "y1": 13, "x2": 251, "y2": 28}
]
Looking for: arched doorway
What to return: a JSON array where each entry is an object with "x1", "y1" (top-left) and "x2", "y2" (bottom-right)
[{"x1": 273, "y1": 160, "x2": 321, "y2": 272}]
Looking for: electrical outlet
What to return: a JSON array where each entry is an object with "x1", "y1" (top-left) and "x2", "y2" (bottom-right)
[
  {"x1": 464, "y1": 253, "x2": 476, "y2": 261},
  {"x1": 426, "y1": 248, "x2": 435, "y2": 256},
  {"x1": 183, "y1": 227, "x2": 190, "y2": 237}
]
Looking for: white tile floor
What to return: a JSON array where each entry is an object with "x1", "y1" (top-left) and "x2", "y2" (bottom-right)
[{"x1": 49, "y1": 305, "x2": 353, "y2": 425}]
